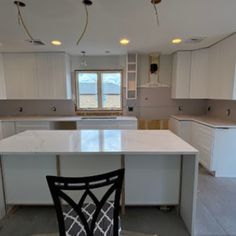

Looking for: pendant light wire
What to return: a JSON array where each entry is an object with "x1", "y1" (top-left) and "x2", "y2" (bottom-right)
[
  {"x1": 76, "y1": 4, "x2": 89, "y2": 45},
  {"x1": 16, "y1": 2, "x2": 35, "y2": 42},
  {"x1": 152, "y1": 2, "x2": 160, "y2": 26}
]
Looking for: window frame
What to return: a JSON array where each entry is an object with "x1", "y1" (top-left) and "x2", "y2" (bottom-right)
[{"x1": 75, "y1": 69, "x2": 123, "y2": 112}]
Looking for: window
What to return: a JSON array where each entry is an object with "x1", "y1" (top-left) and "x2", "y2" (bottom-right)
[{"x1": 76, "y1": 70, "x2": 122, "y2": 111}]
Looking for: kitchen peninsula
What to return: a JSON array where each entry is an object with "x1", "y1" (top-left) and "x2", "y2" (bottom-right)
[{"x1": 0, "y1": 129, "x2": 198, "y2": 235}]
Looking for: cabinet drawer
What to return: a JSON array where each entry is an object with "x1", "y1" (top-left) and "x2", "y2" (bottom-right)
[{"x1": 191, "y1": 122, "x2": 215, "y2": 170}]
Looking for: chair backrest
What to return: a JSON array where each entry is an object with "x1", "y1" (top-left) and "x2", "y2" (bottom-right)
[{"x1": 46, "y1": 169, "x2": 124, "y2": 236}]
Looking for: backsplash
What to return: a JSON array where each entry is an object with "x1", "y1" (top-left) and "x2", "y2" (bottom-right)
[
  {"x1": 123, "y1": 87, "x2": 206, "y2": 119},
  {"x1": 0, "y1": 88, "x2": 207, "y2": 119},
  {"x1": 0, "y1": 100, "x2": 75, "y2": 116},
  {"x1": 206, "y1": 100, "x2": 236, "y2": 121}
]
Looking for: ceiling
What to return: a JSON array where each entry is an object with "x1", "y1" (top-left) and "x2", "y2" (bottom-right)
[{"x1": 0, "y1": 0, "x2": 235, "y2": 55}]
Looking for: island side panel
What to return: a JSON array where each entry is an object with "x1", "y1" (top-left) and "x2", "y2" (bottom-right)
[
  {"x1": 180, "y1": 154, "x2": 198, "y2": 236},
  {"x1": 59, "y1": 155, "x2": 122, "y2": 201},
  {"x1": 125, "y1": 155, "x2": 181, "y2": 205},
  {"x1": 2, "y1": 155, "x2": 57, "y2": 205}
]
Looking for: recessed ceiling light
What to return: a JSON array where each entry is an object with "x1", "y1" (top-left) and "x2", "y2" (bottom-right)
[
  {"x1": 120, "y1": 38, "x2": 130, "y2": 45},
  {"x1": 172, "y1": 38, "x2": 182, "y2": 44},
  {"x1": 51, "y1": 40, "x2": 62, "y2": 46}
]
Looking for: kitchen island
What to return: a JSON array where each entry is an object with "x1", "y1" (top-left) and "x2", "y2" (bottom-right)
[{"x1": 0, "y1": 129, "x2": 198, "y2": 235}]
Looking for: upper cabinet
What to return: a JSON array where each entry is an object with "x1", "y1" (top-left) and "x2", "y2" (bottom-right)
[
  {"x1": 2, "y1": 52, "x2": 72, "y2": 100},
  {"x1": 172, "y1": 33, "x2": 236, "y2": 100},
  {"x1": 190, "y1": 49, "x2": 208, "y2": 99},
  {"x1": 3, "y1": 53, "x2": 38, "y2": 99},
  {"x1": 171, "y1": 51, "x2": 191, "y2": 98},
  {"x1": 126, "y1": 53, "x2": 137, "y2": 99},
  {"x1": 35, "y1": 53, "x2": 71, "y2": 99},
  {"x1": 208, "y1": 34, "x2": 236, "y2": 99},
  {"x1": 0, "y1": 54, "x2": 6, "y2": 99}
]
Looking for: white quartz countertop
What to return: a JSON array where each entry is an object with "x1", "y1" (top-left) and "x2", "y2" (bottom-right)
[
  {"x1": 0, "y1": 116, "x2": 137, "y2": 122},
  {"x1": 171, "y1": 115, "x2": 236, "y2": 128},
  {"x1": 0, "y1": 130, "x2": 198, "y2": 155}
]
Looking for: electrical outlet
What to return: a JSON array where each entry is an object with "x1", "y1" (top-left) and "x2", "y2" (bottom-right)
[
  {"x1": 128, "y1": 107, "x2": 134, "y2": 112},
  {"x1": 226, "y1": 109, "x2": 231, "y2": 117}
]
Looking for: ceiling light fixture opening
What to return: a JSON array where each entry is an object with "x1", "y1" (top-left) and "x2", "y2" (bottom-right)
[
  {"x1": 120, "y1": 39, "x2": 130, "y2": 45},
  {"x1": 51, "y1": 40, "x2": 62, "y2": 46},
  {"x1": 83, "y1": 0, "x2": 93, "y2": 6},
  {"x1": 172, "y1": 38, "x2": 182, "y2": 44}
]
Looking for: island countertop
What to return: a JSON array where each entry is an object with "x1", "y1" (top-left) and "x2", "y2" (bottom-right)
[
  {"x1": 0, "y1": 130, "x2": 198, "y2": 155},
  {"x1": 0, "y1": 115, "x2": 137, "y2": 122}
]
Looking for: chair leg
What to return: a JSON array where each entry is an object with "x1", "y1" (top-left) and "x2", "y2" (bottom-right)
[{"x1": 121, "y1": 155, "x2": 126, "y2": 215}]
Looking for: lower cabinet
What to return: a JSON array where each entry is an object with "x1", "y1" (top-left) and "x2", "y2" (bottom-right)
[
  {"x1": 169, "y1": 118, "x2": 236, "y2": 177},
  {"x1": 0, "y1": 123, "x2": 5, "y2": 219},
  {"x1": 76, "y1": 119, "x2": 138, "y2": 130},
  {"x1": 2, "y1": 155, "x2": 57, "y2": 204},
  {"x1": 168, "y1": 118, "x2": 191, "y2": 142},
  {"x1": 1, "y1": 120, "x2": 55, "y2": 205}
]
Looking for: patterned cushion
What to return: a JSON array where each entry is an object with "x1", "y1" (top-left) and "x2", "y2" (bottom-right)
[{"x1": 63, "y1": 201, "x2": 120, "y2": 236}]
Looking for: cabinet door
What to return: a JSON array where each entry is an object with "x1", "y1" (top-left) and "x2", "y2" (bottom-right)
[
  {"x1": 15, "y1": 121, "x2": 51, "y2": 134},
  {"x1": 171, "y1": 52, "x2": 191, "y2": 98},
  {"x1": 0, "y1": 123, "x2": 6, "y2": 219},
  {"x1": 3, "y1": 54, "x2": 37, "y2": 99},
  {"x1": 190, "y1": 49, "x2": 208, "y2": 98},
  {"x1": 35, "y1": 53, "x2": 71, "y2": 99},
  {"x1": 191, "y1": 122, "x2": 215, "y2": 170},
  {"x1": 169, "y1": 118, "x2": 191, "y2": 143},
  {"x1": 219, "y1": 34, "x2": 236, "y2": 99},
  {"x1": 0, "y1": 54, "x2": 6, "y2": 99},
  {"x1": 35, "y1": 53, "x2": 54, "y2": 99}
]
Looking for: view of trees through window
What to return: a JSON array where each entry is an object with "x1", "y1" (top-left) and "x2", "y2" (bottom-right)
[{"x1": 76, "y1": 71, "x2": 122, "y2": 110}]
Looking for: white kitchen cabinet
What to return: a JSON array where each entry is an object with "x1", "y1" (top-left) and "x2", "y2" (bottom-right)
[
  {"x1": 169, "y1": 117, "x2": 236, "y2": 177},
  {"x1": 207, "y1": 34, "x2": 236, "y2": 99},
  {"x1": 171, "y1": 51, "x2": 191, "y2": 98},
  {"x1": 35, "y1": 53, "x2": 71, "y2": 99},
  {"x1": 126, "y1": 53, "x2": 137, "y2": 99},
  {"x1": 0, "y1": 54, "x2": 6, "y2": 99},
  {"x1": 3, "y1": 53, "x2": 37, "y2": 99},
  {"x1": 1, "y1": 120, "x2": 56, "y2": 204},
  {"x1": 76, "y1": 117, "x2": 138, "y2": 130},
  {"x1": 207, "y1": 44, "x2": 221, "y2": 99},
  {"x1": 15, "y1": 121, "x2": 51, "y2": 134},
  {"x1": 218, "y1": 34, "x2": 236, "y2": 99},
  {"x1": 168, "y1": 117, "x2": 191, "y2": 143},
  {"x1": 190, "y1": 49, "x2": 208, "y2": 98},
  {"x1": 191, "y1": 122, "x2": 214, "y2": 170},
  {"x1": 0, "y1": 123, "x2": 6, "y2": 219},
  {"x1": 2, "y1": 52, "x2": 72, "y2": 99}
]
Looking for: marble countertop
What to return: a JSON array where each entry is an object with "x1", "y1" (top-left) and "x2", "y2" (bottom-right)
[
  {"x1": 171, "y1": 115, "x2": 236, "y2": 128},
  {"x1": 0, "y1": 116, "x2": 137, "y2": 122},
  {"x1": 0, "y1": 130, "x2": 198, "y2": 155}
]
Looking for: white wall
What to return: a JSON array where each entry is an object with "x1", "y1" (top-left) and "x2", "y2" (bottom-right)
[
  {"x1": 70, "y1": 54, "x2": 172, "y2": 87},
  {"x1": 159, "y1": 55, "x2": 172, "y2": 86}
]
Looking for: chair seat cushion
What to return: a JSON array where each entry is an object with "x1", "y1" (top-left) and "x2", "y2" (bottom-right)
[{"x1": 63, "y1": 201, "x2": 119, "y2": 236}]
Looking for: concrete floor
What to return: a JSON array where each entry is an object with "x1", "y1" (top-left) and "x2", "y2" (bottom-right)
[{"x1": 0, "y1": 166, "x2": 236, "y2": 236}]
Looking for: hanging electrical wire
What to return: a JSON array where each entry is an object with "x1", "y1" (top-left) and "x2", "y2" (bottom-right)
[
  {"x1": 76, "y1": 3, "x2": 89, "y2": 46},
  {"x1": 14, "y1": 1, "x2": 45, "y2": 45},
  {"x1": 152, "y1": 1, "x2": 160, "y2": 26}
]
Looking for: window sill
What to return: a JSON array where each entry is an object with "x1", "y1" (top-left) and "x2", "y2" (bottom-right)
[{"x1": 76, "y1": 110, "x2": 123, "y2": 116}]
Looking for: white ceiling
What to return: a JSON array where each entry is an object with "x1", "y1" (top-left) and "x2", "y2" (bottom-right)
[{"x1": 0, "y1": 0, "x2": 235, "y2": 55}]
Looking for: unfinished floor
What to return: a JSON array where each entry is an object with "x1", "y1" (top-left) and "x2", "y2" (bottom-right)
[{"x1": 0, "y1": 166, "x2": 236, "y2": 236}]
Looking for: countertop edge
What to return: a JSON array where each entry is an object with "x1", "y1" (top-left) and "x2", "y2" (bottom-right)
[{"x1": 171, "y1": 115, "x2": 236, "y2": 129}]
